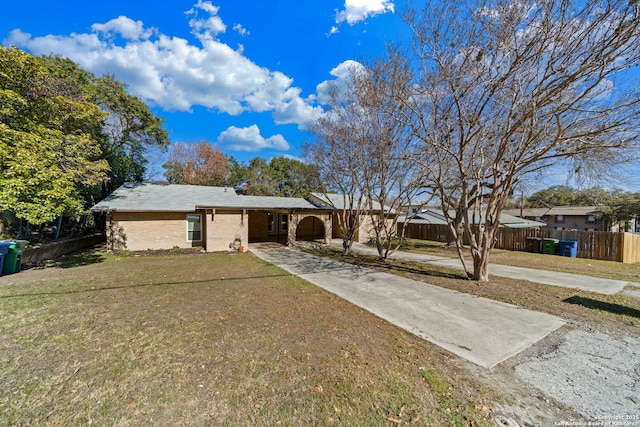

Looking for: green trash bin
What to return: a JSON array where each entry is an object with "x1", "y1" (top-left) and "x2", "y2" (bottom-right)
[
  {"x1": 2, "y1": 240, "x2": 28, "y2": 275},
  {"x1": 0, "y1": 241, "x2": 12, "y2": 276},
  {"x1": 541, "y1": 238, "x2": 559, "y2": 255}
]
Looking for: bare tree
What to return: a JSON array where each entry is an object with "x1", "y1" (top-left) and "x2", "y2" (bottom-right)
[
  {"x1": 306, "y1": 68, "x2": 369, "y2": 255},
  {"x1": 398, "y1": 0, "x2": 640, "y2": 280},
  {"x1": 306, "y1": 56, "x2": 428, "y2": 259}
]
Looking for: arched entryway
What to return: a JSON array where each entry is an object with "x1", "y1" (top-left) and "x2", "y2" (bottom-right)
[
  {"x1": 296, "y1": 216, "x2": 325, "y2": 241},
  {"x1": 287, "y1": 213, "x2": 332, "y2": 246}
]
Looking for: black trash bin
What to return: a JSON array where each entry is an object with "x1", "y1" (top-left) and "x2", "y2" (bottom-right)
[{"x1": 526, "y1": 237, "x2": 541, "y2": 253}]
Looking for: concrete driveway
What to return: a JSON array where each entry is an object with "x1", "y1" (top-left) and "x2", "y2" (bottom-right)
[
  {"x1": 347, "y1": 243, "x2": 631, "y2": 295},
  {"x1": 251, "y1": 245, "x2": 565, "y2": 369}
]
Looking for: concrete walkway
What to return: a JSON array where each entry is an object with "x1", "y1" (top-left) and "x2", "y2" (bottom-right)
[
  {"x1": 346, "y1": 243, "x2": 631, "y2": 295},
  {"x1": 252, "y1": 246, "x2": 565, "y2": 369}
]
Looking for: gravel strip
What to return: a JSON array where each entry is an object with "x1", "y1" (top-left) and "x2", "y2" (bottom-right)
[{"x1": 514, "y1": 326, "x2": 640, "y2": 423}]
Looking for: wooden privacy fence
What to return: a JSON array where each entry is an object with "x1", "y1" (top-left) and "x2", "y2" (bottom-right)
[{"x1": 401, "y1": 223, "x2": 640, "y2": 263}]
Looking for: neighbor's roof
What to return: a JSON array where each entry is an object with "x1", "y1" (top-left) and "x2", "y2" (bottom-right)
[
  {"x1": 499, "y1": 213, "x2": 547, "y2": 228},
  {"x1": 308, "y1": 192, "x2": 396, "y2": 213},
  {"x1": 398, "y1": 208, "x2": 546, "y2": 228},
  {"x1": 502, "y1": 206, "x2": 602, "y2": 218},
  {"x1": 91, "y1": 183, "x2": 322, "y2": 212}
]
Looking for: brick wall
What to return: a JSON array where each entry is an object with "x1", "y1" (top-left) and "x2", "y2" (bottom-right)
[
  {"x1": 206, "y1": 210, "x2": 248, "y2": 251},
  {"x1": 108, "y1": 211, "x2": 204, "y2": 252}
]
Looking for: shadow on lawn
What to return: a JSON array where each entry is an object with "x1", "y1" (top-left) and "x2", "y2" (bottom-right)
[
  {"x1": 0, "y1": 273, "x2": 294, "y2": 299},
  {"x1": 25, "y1": 247, "x2": 107, "y2": 270},
  {"x1": 310, "y1": 249, "x2": 466, "y2": 280},
  {"x1": 375, "y1": 259, "x2": 466, "y2": 280},
  {"x1": 51, "y1": 250, "x2": 107, "y2": 268},
  {"x1": 563, "y1": 296, "x2": 640, "y2": 319}
]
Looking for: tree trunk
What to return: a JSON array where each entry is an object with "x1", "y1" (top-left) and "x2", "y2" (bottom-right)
[
  {"x1": 55, "y1": 215, "x2": 63, "y2": 241},
  {"x1": 471, "y1": 225, "x2": 494, "y2": 282},
  {"x1": 448, "y1": 221, "x2": 473, "y2": 278},
  {"x1": 472, "y1": 253, "x2": 490, "y2": 282}
]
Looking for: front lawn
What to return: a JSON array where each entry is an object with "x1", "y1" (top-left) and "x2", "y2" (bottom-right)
[{"x1": 0, "y1": 251, "x2": 493, "y2": 426}]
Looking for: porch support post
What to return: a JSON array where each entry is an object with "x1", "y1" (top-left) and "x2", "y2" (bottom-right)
[
  {"x1": 323, "y1": 213, "x2": 332, "y2": 244},
  {"x1": 287, "y1": 212, "x2": 300, "y2": 247}
]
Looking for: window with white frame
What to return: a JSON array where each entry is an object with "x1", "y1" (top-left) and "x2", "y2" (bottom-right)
[
  {"x1": 187, "y1": 215, "x2": 202, "y2": 241},
  {"x1": 587, "y1": 215, "x2": 595, "y2": 224},
  {"x1": 556, "y1": 215, "x2": 564, "y2": 223},
  {"x1": 280, "y1": 214, "x2": 288, "y2": 232}
]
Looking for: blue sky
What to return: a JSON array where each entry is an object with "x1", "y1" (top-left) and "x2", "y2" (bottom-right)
[
  {"x1": 1, "y1": 0, "x2": 405, "y2": 179},
  {"x1": 2, "y1": 0, "x2": 639, "y2": 192}
]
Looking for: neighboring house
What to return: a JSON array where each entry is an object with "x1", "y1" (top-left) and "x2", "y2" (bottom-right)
[
  {"x1": 91, "y1": 183, "x2": 395, "y2": 252},
  {"x1": 398, "y1": 208, "x2": 546, "y2": 229},
  {"x1": 502, "y1": 206, "x2": 607, "y2": 231}
]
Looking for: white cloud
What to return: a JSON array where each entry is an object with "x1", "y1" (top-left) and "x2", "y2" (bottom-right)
[
  {"x1": 186, "y1": 1, "x2": 226, "y2": 37},
  {"x1": 92, "y1": 16, "x2": 153, "y2": 40},
  {"x1": 316, "y1": 60, "x2": 364, "y2": 104},
  {"x1": 233, "y1": 23, "x2": 250, "y2": 36},
  {"x1": 217, "y1": 125, "x2": 290, "y2": 152},
  {"x1": 3, "y1": 1, "x2": 318, "y2": 131},
  {"x1": 336, "y1": 0, "x2": 394, "y2": 26}
]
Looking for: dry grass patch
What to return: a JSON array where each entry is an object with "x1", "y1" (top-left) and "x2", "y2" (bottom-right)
[
  {"x1": 394, "y1": 238, "x2": 640, "y2": 283},
  {"x1": 0, "y1": 251, "x2": 494, "y2": 426}
]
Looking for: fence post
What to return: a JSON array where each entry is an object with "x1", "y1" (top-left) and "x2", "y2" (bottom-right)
[{"x1": 620, "y1": 232, "x2": 640, "y2": 264}]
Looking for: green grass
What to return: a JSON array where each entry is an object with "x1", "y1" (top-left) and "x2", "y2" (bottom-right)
[{"x1": 0, "y1": 251, "x2": 494, "y2": 426}]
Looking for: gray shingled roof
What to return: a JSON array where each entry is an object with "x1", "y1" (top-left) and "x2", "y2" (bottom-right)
[
  {"x1": 308, "y1": 192, "x2": 395, "y2": 213},
  {"x1": 197, "y1": 195, "x2": 320, "y2": 210},
  {"x1": 398, "y1": 209, "x2": 546, "y2": 228},
  {"x1": 91, "y1": 183, "x2": 322, "y2": 212},
  {"x1": 502, "y1": 206, "x2": 601, "y2": 217},
  {"x1": 91, "y1": 183, "x2": 240, "y2": 212}
]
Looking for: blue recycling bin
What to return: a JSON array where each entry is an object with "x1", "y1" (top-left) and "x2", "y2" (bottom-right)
[
  {"x1": 0, "y1": 241, "x2": 12, "y2": 276},
  {"x1": 559, "y1": 240, "x2": 578, "y2": 258}
]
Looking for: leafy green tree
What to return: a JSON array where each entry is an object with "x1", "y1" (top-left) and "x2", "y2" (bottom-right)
[
  {"x1": 574, "y1": 187, "x2": 625, "y2": 207},
  {"x1": 244, "y1": 157, "x2": 278, "y2": 196},
  {"x1": 0, "y1": 46, "x2": 109, "y2": 225},
  {"x1": 526, "y1": 186, "x2": 579, "y2": 207},
  {"x1": 526, "y1": 186, "x2": 627, "y2": 208},
  {"x1": 268, "y1": 156, "x2": 323, "y2": 197},
  {"x1": 233, "y1": 156, "x2": 323, "y2": 197},
  {"x1": 594, "y1": 192, "x2": 640, "y2": 229},
  {"x1": 42, "y1": 56, "x2": 169, "y2": 193},
  {"x1": 227, "y1": 156, "x2": 249, "y2": 189},
  {"x1": 91, "y1": 75, "x2": 169, "y2": 192}
]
